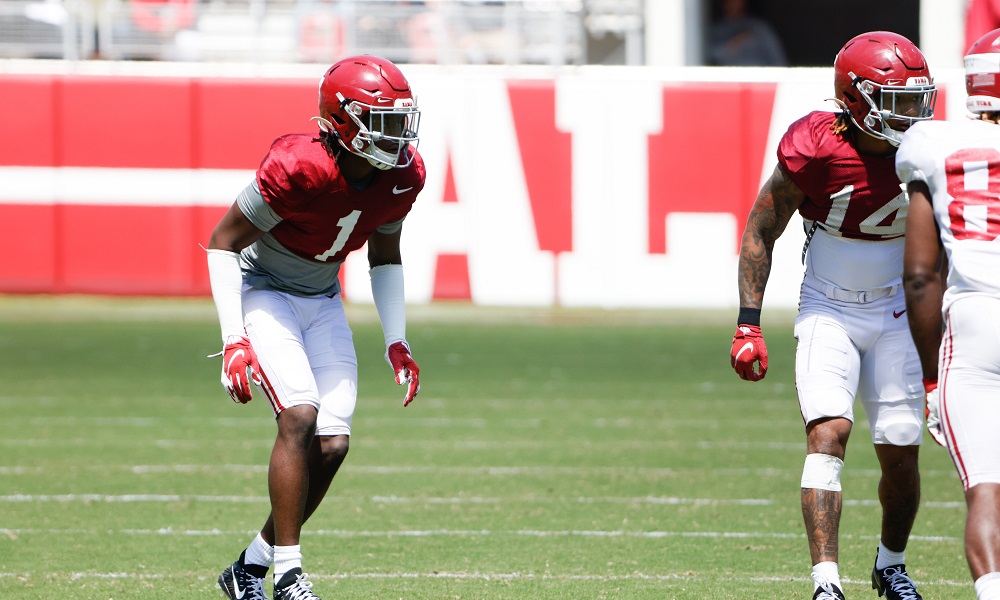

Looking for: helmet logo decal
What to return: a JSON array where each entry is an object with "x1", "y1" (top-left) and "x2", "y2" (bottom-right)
[{"x1": 972, "y1": 73, "x2": 998, "y2": 86}]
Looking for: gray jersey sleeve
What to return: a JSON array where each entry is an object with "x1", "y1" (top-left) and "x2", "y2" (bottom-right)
[{"x1": 237, "y1": 179, "x2": 283, "y2": 232}]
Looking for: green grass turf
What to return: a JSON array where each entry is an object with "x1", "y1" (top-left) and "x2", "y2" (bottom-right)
[{"x1": 0, "y1": 296, "x2": 970, "y2": 599}]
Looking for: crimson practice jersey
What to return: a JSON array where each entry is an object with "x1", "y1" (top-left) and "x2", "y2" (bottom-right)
[
  {"x1": 778, "y1": 111, "x2": 909, "y2": 291},
  {"x1": 236, "y1": 134, "x2": 425, "y2": 296},
  {"x1": 896, "y1": 119, "x2": 1000, "y2": 312}
]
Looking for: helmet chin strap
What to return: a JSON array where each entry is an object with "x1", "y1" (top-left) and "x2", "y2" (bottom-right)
[
  {"x1": 823, "y1": 98, "x2": 903, "y2": 147},
  {"x1": 851, "y1": 77, "x2": 916, "y2": 147},
  {"x1": 878, "y1": 125, "x2": 904, "y2": 146},
  {"x1": 367, "y1": 156, "x2": 394, "y2": 170},
  {"x1": 861, "y1": 113, "x2": 903, "y2": 147},
  {"x1": 311, "y1": 115, "x2": 335, "y2": 133},
  {"x1": 313, "y1": 115, "x2": 386, "y2": 166},
  {"x1": 828, "y1": 97, "x2": 848, "y2": 111},
  {"x1": 312, "y1": 112, "x2": 408, "y2": 169}
]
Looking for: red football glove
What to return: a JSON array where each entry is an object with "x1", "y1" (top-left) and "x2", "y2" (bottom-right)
[
  {"x1": 923, "y1": 379, "x2": 945, "y2": 447},
  {"x1": 387, "y1": 341, "x2": 420, "y2": 407},
  {"x1": 219, "y1": 335, "x2": 261, "y2": 404},
  {"x1": 731, "y1": 324, "x2": 768, "y2": 381}
]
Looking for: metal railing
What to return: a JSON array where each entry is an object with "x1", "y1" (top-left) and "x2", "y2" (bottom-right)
[
  {"x1": 0, "y1": 0, "x2": 94, "y2": 59},
  {"x1": 0, "y1": 0, "x2": 639, "y2": 65}
]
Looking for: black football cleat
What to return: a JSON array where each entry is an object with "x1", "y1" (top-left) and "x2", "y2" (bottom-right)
[
  {"x1": 218, "y1": 551, "x2": 270, "y2": 600},
  {"x1": 872, "y1": 561, "x2": 923, "y2": 600},
  {"x1": 273, "y1": 568, "x2": 321, "y2": 600}
]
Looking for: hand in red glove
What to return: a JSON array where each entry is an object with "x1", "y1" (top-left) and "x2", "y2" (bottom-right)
[
  {"x1": 923, "y1": 379, "x2": 945, "y2": 447},
  {"x1": 387, "y1": 341, "x2": 420, "y2": 407},
  {"x1": 219, "y1": 335, "x2": 261, "y2": 404},
  {"x1": 731, "y1": 324, "x2": 768, "y2": 381}
]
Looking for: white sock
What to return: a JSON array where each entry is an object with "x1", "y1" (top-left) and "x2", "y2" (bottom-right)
[
  {"x1": 875, "y1": 542, "x2": 906, "y2": 570},
  {"x1": 812, "y1": 561, "x2": 841, "y2": 591},
  {"x1": 273, "y1": 545, "x2": 302, "y2": 585},
  {"x1": 245, "y1": 532, "x2": 274, "y2": 568},
  {"x1": 975, "y1": 572, "x2": 1000, "y2": 600}
]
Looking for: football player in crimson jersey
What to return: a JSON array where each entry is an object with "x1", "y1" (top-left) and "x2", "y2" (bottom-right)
[
  {"x1": 898, "y1": 28, "x2": 1000, "y2": 600},
  {"x1": 730, "y1": 32, "x2": 936, "y2": 600},
  {"x1": 208, "y1": 55, "x2": 424, "y2": 600}
]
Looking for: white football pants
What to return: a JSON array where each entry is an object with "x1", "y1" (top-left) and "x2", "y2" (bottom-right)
[
  {"x1": 794, "y1": 282, "x2": 923, "y2": 445},
  {"x1": 242, "y1": 286, "x2": 358, "y2": 437},
  {"x1": 939, "y1": 295, "x2": 1000, "y2": 490}
]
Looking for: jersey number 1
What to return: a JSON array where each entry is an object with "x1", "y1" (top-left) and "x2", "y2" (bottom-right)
[{"x1": 314, "y1": 210, "x2": 361, "y2": 261}]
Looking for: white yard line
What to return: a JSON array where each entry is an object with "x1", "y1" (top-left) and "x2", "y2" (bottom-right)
[
  {"x1": 0, "y1": 462, "x2": 963, "y2": 479},
  {"x1": 0, "y1": 436, "x2": 807, "y2": 451},
  {"x1": 0, "y1": 492, "x2": 967, "y2": 510},
  {"x1": 0, "y1": 526, "x2": 959, "y2": 543},
  {"x1": 0, "y1": 570, "x2": 970, "y2": 585},
  {"x1": 0, "y1": 493, "x2": 772, "y2": 505}
]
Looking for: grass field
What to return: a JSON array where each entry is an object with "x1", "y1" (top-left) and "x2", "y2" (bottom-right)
[{"x1": 0, "y1": 295, "x2": 971, "y2": 599}]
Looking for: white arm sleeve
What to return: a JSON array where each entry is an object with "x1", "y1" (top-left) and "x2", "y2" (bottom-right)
[
  {"x1": 370, "y1": 264, "x2": 406, "y2": 348},
  {"x1": 207, "y1": 249, "x2": 245, "y2": 342}
]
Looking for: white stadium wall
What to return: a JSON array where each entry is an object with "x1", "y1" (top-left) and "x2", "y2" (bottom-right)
[{"x1": 0, "y1": 61, "x2": 967, "y2": 308}]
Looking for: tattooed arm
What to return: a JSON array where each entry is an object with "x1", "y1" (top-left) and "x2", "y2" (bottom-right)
[
  {"x1": 737, "y1": 164, "x2": 806, "y2": 310},
  {"x1": 902, "y1": 180, "x2": 944, "y2": 383}
]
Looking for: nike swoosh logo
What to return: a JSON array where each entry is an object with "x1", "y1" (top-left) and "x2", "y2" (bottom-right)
[
  {"x1": 232, "y1": 573, "x2": 245, "y2": 599},
  {"x1": 893, "y1": 309, "x2": 906, "y2": 318},
  {"x1": 226, "y1": 349, "x2": 245, "y2": 372},
  {"x1": 735, "y1": 342, "x2": 755, "y2": 362},
  {"x1": 392, "y1": 185, "x2": 413, "y2": 195}
]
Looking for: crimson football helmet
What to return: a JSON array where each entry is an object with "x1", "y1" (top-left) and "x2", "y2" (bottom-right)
[
  {"x1": 833, "y1": 31, "x2": 936, "y2": 146},
  {"x1": 965, "y1": 28, "x2": 1000, "y2": 113},
  {"x1": 314, "y1": 55, "x2": 420, "y2": 170}
]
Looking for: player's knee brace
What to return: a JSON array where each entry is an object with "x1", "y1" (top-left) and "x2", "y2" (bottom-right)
[
  {"x1": 881, "y1": 420, "x2": 923, "y2": 446},
  {"x1": 801, "y1": 453, "x2": 844, "y2": 491}
]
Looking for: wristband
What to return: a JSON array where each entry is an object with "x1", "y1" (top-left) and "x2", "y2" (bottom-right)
[
  {"x1": 922, "y1": 378, "x2": 938, "y2": 393},
  {"x1": 737, "y1": 307, "x2": 761, "y2": 327}
]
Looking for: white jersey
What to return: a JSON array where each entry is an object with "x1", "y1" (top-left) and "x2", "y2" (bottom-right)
[{"x1": 896, "y1": 119, "x2": 1000, "y2": 313}]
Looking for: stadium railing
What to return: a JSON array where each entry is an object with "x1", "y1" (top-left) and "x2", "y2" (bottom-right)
[{"x1": 0, "y1": 0, "x2": 638, "y2": 65}]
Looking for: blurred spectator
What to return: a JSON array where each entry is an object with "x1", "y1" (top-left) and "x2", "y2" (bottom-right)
[
  {"x1": 707, "y1": 0, "x2": 787, "y2": 66},
  {"x1": 966, "y1": 0, "x2": 1000, "y2": 52},
  {"x1": 404, "y1": 1, "x2": 446, "y2": 64},
  {"x1": 130, "y1": 0, "x2": 194, "y2": 34},
  {"x1": 297, "y1": 5, "x2": 346, "y2": 63},
  {"x1": 111, "y1": 0, "x2": 196, "y2": 60}
]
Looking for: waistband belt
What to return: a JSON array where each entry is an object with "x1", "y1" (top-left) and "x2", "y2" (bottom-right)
[{"x1": 803, "y1": 276, "x2": 899, "y2": 304}]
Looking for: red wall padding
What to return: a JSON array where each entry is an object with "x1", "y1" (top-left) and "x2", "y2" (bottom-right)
[{"x1": 0, "y1": 71, "x2": 947, "y2": 299}]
